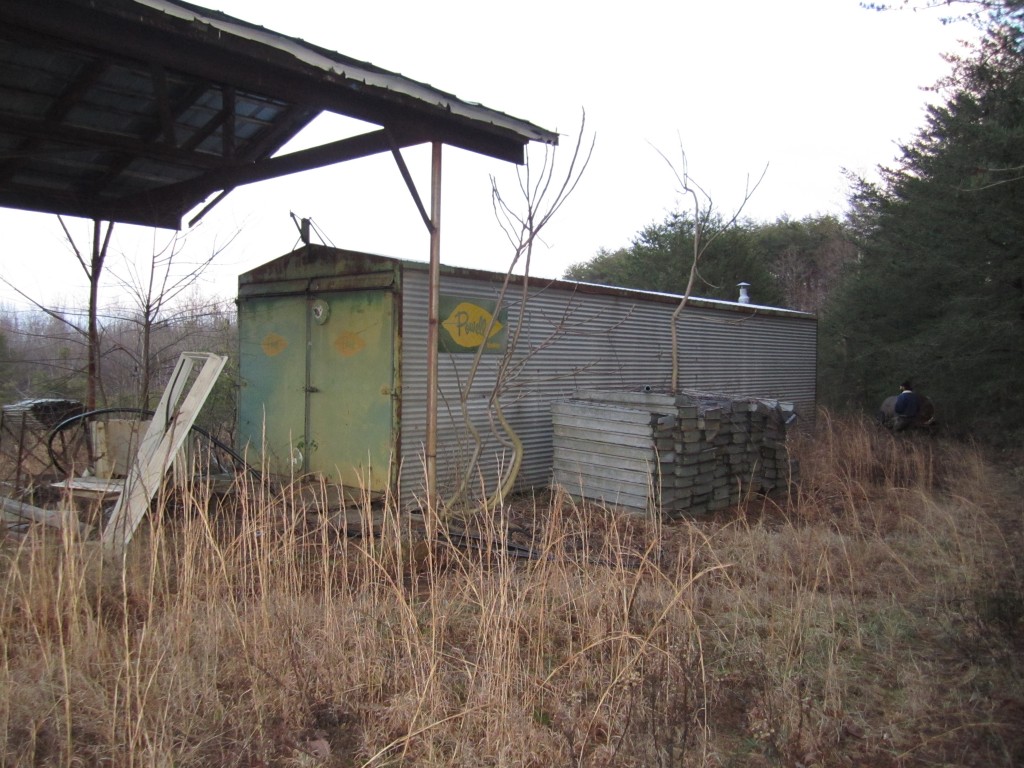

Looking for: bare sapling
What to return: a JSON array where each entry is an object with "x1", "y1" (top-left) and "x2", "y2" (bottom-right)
[
  {"x1": 651, "y1": 141, "x2": 767, "y2": 392},
  {"x1": 0, "y1": 216, "x2": 114, "y2": 410},
  {"x1": 447, "y1": 112, "x2": 594, "y2": 509},
  {"x1": 108, "y1": 225, "x2": 237, "y2": 409}
]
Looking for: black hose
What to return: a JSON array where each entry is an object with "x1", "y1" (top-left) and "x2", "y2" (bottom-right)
[{"x1": 46, "y1": 407, "x2": 260, "y2": 481}]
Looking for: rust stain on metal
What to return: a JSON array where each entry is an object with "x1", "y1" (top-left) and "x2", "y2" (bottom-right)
[
  {"x1": 333, "y1": 331, "x2": 365, "y2": 357},
  {"x1": 261, "y1": 332, "x2": 288, "y2": 356}
]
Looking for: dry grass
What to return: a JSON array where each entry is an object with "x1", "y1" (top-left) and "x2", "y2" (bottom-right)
[{"x1": 1, "y1": 412, "x2": 1022, "y2": 767}]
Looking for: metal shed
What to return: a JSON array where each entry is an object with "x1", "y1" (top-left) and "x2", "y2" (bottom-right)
[{"x1": 237, "y1": 245, "x2": 817, "y2": 509}]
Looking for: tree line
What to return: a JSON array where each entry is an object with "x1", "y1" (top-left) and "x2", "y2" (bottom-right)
[
  {"x1": 564, "y1": 213, "x2": 856, "y2": 315},
  {"x1": 0, "y1": 297, "x2": 238, "y2": 439}
]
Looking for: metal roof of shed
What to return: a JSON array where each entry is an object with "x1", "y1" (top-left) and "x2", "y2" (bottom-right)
[{"x1": 0, "y1": 0, "x2": 559, "y2": 229}]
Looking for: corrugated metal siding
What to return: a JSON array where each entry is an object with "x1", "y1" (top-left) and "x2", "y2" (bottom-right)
[
  {"x1": 397, "y1": 267, "x2": 816, "y2": 509},
  {"x1": 399, "y1": 270, "x2": 512, "y2": 506}
]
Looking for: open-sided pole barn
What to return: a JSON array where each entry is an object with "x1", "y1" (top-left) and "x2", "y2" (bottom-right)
[{"x1": 0, "y1": 0, "x2": 558, "y2": 512}]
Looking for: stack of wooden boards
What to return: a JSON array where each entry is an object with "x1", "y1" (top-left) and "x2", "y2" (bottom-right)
[{"x1": 551, "y1": 389, "x2": 798, "y2": 517}]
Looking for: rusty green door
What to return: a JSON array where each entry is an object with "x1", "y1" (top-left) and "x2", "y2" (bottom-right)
[
  {"x1": 305, "y1": 290, "x2": 395, "y2": 492},
  {"x1": 238, "y1": 295, "x2": 308, "y2": 473},
  {"x1": 238, "y1": 289, "x2": 395, "y2": 489}
]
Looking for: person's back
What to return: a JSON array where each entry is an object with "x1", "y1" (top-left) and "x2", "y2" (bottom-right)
[{"x1": 893, "y1": 380, "x2": 920, "y2": 431}]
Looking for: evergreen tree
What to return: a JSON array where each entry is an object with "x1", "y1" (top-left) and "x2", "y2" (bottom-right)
[
  {"x1": 822, "y1": 19, "x2": 1024, "y2": 442},
  {"x1": 566, "y1": 212, "x2": 855, "y2": 311},
  {"x1": 565, "y1": 212, "x2": 787, "y2": 306},
  {"x1": 749, "y1": 216, "x2": 859, "y2": 314}
]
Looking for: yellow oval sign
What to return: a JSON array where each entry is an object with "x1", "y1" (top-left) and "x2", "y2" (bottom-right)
[{"x1": 442, "y1": 302, "x2": 504, "y2": 349}]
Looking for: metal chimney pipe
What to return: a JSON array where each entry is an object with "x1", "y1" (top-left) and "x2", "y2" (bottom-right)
[{"x1": 737, "y1": 282, "x2": 751, "y2": 304}]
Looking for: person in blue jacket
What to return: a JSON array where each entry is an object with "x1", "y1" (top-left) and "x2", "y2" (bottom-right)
[{"x1": 892, "y1": 380, "x2": 920, "y2": 432}]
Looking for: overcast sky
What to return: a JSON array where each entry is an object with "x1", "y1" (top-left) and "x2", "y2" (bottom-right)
[{"x1": 0, "y1": 0, "x2": 980, "y2": 310}]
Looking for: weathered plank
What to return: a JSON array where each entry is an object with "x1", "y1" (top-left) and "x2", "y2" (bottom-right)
[
  {"x1": 571, "y1": 389, "x2": 681, "y2": 411},
  {"x1": 553, "y1": 423, "x2": 660, "y2": 448},
  {"x1": 551, "y1": 401, "x2": 671, "y2": 427},
  {"x1": 1, "y1": 496, "x2": 92, "y2": 536},
  {"x1": 552, "y1": 457, "x2": 657, "y2": 489},
  {"x1": 551, "y1": 473, "x2": 652, "y2": 511},
  {"x1": 551, "y1": 435, "x2": 668, "y2": 463}
]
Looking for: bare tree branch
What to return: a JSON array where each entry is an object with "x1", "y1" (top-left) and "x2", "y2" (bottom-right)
[
  {"x1": 651, "y1": 138, "x2": 767, "y2": 392},
  {"x1": 446, "y1": 111, "x2": 593, "y2": 508}
]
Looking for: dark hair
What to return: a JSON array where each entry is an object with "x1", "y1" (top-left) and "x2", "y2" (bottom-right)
[{"x1": 901, "y1": 380, "x2": 912, "y2": 390}]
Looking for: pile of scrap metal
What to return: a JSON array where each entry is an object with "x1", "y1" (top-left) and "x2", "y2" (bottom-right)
[
  {"x1": 0, "y1": 353, "x2": 241, "y2": 555},
  {"x1": 0, "y1": 398, "x2": 95, "y2": 539},
  {"x1": 0, "y1": 398, "x2": 85, "y2": 492},
  {"x1": 2, "y1": 397, "x2": 85, "y2": 430}
]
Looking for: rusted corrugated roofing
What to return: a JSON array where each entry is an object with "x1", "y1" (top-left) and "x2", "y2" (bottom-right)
[{"x1": 0, "y1": 0, "x2": 558, "y2": 229}]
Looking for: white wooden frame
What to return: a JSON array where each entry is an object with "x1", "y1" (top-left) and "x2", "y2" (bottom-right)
[{"x1": 102, "y1": 352, "x2": 227, "y2": 555}]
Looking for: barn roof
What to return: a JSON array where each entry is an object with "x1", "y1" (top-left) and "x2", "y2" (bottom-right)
[{"x1": 0, "y1": 0, "x2": 559, "y2": 229}]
